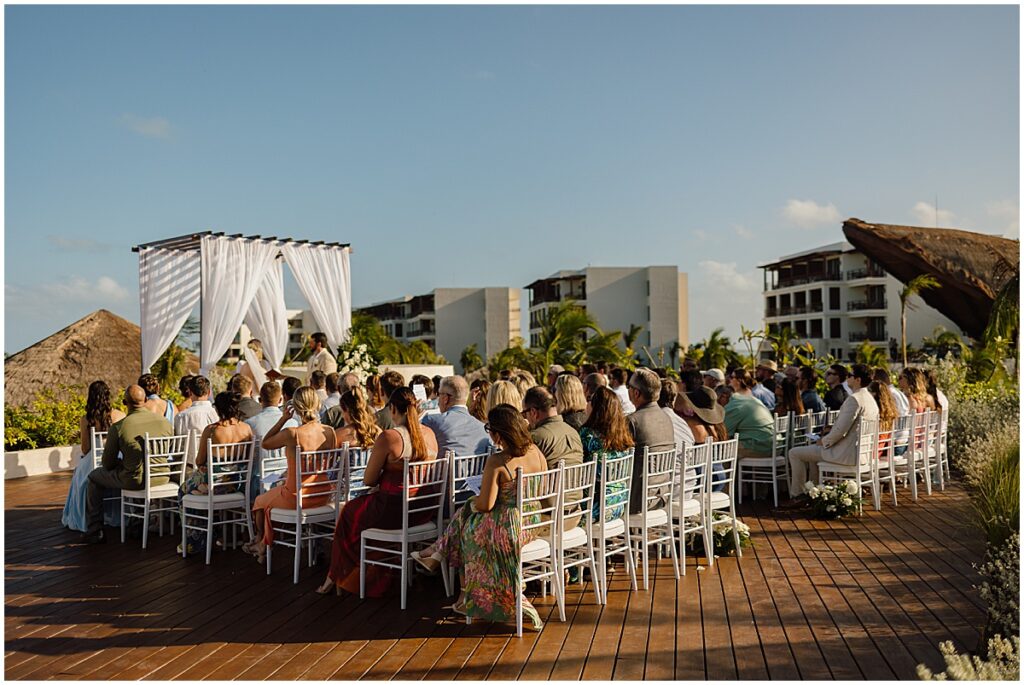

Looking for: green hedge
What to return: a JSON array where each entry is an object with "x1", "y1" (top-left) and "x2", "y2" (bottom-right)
[{"x1": 4, "y1": 387, "x2": 133, "y2": 451}]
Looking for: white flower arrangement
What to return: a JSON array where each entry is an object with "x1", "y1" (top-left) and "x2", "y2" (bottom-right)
[
  {"x1": 684, "y1": 512, "x2": 752, "y2": 557},
  {"x1": 336, "y1": 341, "x2": 378, "y2": 382},
  {"x1": 805, "y1": 480, "x2": 862, "y2": 519}
]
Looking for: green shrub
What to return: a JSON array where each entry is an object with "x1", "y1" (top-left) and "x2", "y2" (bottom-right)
[
  {"x1": 967, "y1": 440, "x2": 1021, "y2": 548},
  {"x1": 978, "y1": 533, "x2": 1020, "y2": 642},
  {"x1": 917, "y1": 636, "x2": 1019, "y2": 680},
  {"x1": 4, "y1": 388, "x2": 86, "y2": 451},
  {"x1": 947, "y1": 386, "x2": 1019, "y2": 472}
]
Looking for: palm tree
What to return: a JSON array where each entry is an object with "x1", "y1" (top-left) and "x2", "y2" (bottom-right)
[
  {"x1": 766, "y1": 326, "x2": 800, "y2": 367},
  {"x1": 739, "y1": 325, "x2": 766, "y2": 367},
  {"x1": 854, "y1": 340, "x2": 888, "y2": 368},
  {"x1": 532, "y1": 299, "x2": 605, "y2": 370},
  {"x1": 696, "y1": 328, "x2": 736, "y2": 370},
  {"x1": 899, "y1": 274, "x2": 941, "y2": 367},
  {"x1": 921, "y1": 326, "x2": 968, "y2": 359},
  {"x1": 460, "y1": 344, "x2": 484, "y2": 374}
]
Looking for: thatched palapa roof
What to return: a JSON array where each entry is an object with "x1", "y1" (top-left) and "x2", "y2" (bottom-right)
[
  {"x1": 6, "y1": 309, "x2": 167, "y2": 407},
  {"x1": 842, "y1": 218, "x2": 1019, "y2": 339}
]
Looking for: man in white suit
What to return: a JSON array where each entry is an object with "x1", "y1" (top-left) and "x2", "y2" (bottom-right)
[{"x1": 782, "y1": 363, "x2": 879, "y2": 505}]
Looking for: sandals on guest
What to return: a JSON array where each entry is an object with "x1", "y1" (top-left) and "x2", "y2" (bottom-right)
[
  {"x1": 315, "y1": 577, "x2": 345, "y2": 596},
  {"x1": 410, "y1": 549, "x2": 443, "y2": 576}
]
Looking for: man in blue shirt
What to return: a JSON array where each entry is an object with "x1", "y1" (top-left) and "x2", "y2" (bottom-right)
[
  {"x1": 752, "y1": 361, "x2": 777, "y2": 411},
  {"x1": 244, "y1": 382, "x2": 299, "y2": 501},
  {"x1": 421, "y1": 375, "x2": 491, "y2": 459}
]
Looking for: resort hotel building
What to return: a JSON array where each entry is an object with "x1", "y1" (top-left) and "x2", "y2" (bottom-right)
[{"x1": 760, "y1": 241, "x2": 961, "y2": 361}]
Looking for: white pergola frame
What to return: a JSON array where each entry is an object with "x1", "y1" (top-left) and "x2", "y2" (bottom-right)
[{"x1": 132, "y1": 231, "x2": 352, "y2": 374}]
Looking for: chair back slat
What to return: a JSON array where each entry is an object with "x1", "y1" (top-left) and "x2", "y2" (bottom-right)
[
  {"x1": 206, "y1": 439, "x2": 254, "y2": 491},
  {"x1": 681, "y1": 442, "x2": 710, "y2": 501},
  {"x1": 144, "y1": 433, "x2": 190, "y2": 490},
  {"x1": 517, "y1": 466, "x2": 561, "y2": 536},
  {"x1": 449, "y1": 449, "x2": 490, "y2": 512},
  {"x1": 827, "y1": 409, "x2": 841, "y2": 425},
  {"x1": 91, "y1": 428, "x2": 108, "y2": 469},
  {"x1": 254, "y1": 436, "x2": 288, "y2": 493},
  {"x1": 560, "y1": 460, "x2": 597, "y2": 521},
  {"x1": 789, "y1": 412, "x2": 817, "y2": 450},
  {"x1": 344, "y1": 446, "x2": 373, "y2": 501},
  {"x1": 856, "y1": 418, "x2": 879, "y2": 465},
  {"x1": 403, "y1": 456, "x2": 449, "y2": 522},
  {"x1": 772, "y1": 413, "x2": 791, "y2": 460},
  {"x1": 597, "y1": 451, "x2": 633, "y2": 520},
  {"x1": 294, "y1": 446, "x2": 345, "y2": 512},
  {"x1": 642, "y1": 447, "x2": 677, "y2": 513}
]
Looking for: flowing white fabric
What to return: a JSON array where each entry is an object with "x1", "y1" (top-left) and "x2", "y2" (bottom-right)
[
  {"x1": 199, "y1": 236, "x2": 279, "y2": 374},
  {"x1": 139, "y1": 247, "x2": 201, "y2": 372},
  {"x1": 281, "y1": 243, "x2": 352, "y2": 353},
  {"x1": 241, "y1": 344, "x2": 270, "y2": 390},
  {"x1": 243, "y1": 258, "x2": 289, "y2": 370}
]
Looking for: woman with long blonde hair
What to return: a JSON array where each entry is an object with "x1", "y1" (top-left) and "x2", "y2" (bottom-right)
[
  {"x1": 899, "y1": 367, "x2": 935, "y2": 412},
  {"x1": 554, "y1": 374, "x2": 587, "y2": 430},
  {"x1": 335, "y1": 387, "x2": 381, "y2": 449}
]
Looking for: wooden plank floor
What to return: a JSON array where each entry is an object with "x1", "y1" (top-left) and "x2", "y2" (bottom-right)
[{"x1": 5, "y1": 473, "x2": 986, "y2": 680}]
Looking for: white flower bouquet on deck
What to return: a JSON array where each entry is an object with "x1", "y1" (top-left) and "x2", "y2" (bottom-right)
[
  {"x1": 685, "y1": 512, "x2": 752, "y2": 556},
  {"x1": 805, "y1": 480, "x2": 861, "y2": 519}
]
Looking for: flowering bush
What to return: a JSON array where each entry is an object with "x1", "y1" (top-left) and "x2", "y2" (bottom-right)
[
  {"x1": 337, "y1": 343, "x2": 378, "y2": 382},
  {"x1": 917, "y1": 636, "x2": 1019, "y2": 680},
  {"x1": 805, "y1": 480, "x2": 861, "y2": 519},
  {"x1": 977, "y1": 533, "x2": 1020, "y2": 642},
  {"x1": 685, "y1": 512, "x2": 751, "y2": 557}
]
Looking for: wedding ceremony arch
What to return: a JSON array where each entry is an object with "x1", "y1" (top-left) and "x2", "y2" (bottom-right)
[{"x1": 132, "y1": 232, "x2": 352, "y2": 374}]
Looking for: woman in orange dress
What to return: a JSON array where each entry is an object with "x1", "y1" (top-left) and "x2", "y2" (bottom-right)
[
  {"x1": 244, "y1": 386, "x2": 337, "y2": 563},
  {"x1": 316, "y1": 387, "x2": 438, "y2": 596}
]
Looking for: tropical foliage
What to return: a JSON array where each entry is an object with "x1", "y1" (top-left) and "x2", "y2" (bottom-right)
[
  {"x1": 899, "y1": 274, "x2": 941, "y2": 366},
  {"x1": 343, "y1": 312, "x2": 447, "y2": 365},
  {"x1": 459, "y1": 344, "x2": 484, "y2": 374}
]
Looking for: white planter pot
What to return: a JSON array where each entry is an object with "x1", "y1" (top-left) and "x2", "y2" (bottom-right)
[{"x1": 5, "y1": 444, "x2": 84, "y2": 479}]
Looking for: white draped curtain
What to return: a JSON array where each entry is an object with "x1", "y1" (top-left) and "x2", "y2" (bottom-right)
[
  {"x1": 200, "y1": 236, "x2": 280, "y2": 374},
  {"x1": 139, "y1": 247, "x2": 201, "y2": 372},
  {"x1": 281, "y1": 243, "x2": 352, "y2": 354},
  {"x1": 243, "y1": 257, "x2": 289, "y2": 370}
]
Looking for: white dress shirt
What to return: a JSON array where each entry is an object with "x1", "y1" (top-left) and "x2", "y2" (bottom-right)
[{"x1": 174, "y1": 399, "x2": 220, "y2": 464}]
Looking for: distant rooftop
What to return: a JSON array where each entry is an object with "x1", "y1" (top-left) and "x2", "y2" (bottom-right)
[{"x1": 758, "y1": 241, "x2": 854, "y2": 269}]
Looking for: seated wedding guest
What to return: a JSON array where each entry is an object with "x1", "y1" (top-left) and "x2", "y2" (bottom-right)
[
  {"x1": 578, "y1": 363, "x2": 597, "y2": 380},
  {"x1": 511, "y1": 370, "x2": 537, "y2": 400},
  {"x1": 775, "y1": 378, "x2": 806, "y2": 416},
  {"x1": 899, "y1": 367, "x2": 935, "y2": 412},
  {"x1": 334, "y1": 387, "x2": 383, "y2": 450},
  {"x1": 546, "y1": 364, "x2": 565, "y2": 393},
  {"x1": 657, "y1": 379, "x2": 695, "y2": 456},
  {"x1": 229, "y1": 374, "x2": 261, "y2": 420},
  {"x1": 609, "y1": 368, "x2": 637, "y2": 415},
  {"x1": 431, "y1": 375, "x2": 443, "y2": 399},
  {"x1": 554, "y1": 374, "x2": 588, "y2": 430},
  {"x1": 524, "y1": 386, "x2": 584, "y2": 470},
  {"x1": 867, "y1": 381, "x2": 898, "y2": 440},
  {"x1": 582, "y1": 372, "x2": 608, "y2": 401},
  {"x1": 468, "y1": 378, "x2": 491, "y2": 423},
  {"x1": 874, "y1": 368, "x2": 910, "y2": 417},
  {"x1": 487, "y1": 379, "x2": 523, "y2": 412},
  {"x1": 715, "y1": 384, "x2": 733, "y2": 407},
  {"x1": 784, "y1": 365, "x2": 801, "y2": 383},
  {"x1": 925, "y1": 368, "x2": 949, "y2": 413},
  {"x1": 725, "y1": 368, "x2": 775, "y2": 458},
  {"x1": 281, "y1": 375, "x2": 302, "y2": 407},
  {"x1": 411, "y1": 374, "x2": 438, "y2": 412},
  {"x1": 375, "y1": 370, "x2": 407, "y2": 430},
  {"x1": 237, "y1": 338, "x2": 274, "y2": 393},
  {"x1": 782, "y1": 364, "x2": 879, "y2": 508},
  {"x1": 316, "y1": 387, "x2": 438, "y2": 595},
  {"x1": 175, "y1": 375, "x2": 194, "y2": 413},
  {"x1": 82, "y1": 385, "x2": 173, "y2": 543},
  {"x1": 751, "y1": 362, "x2": 777, "y2": 410},
  {"x1": 498, "y1": 369, "x2": 513, "y2": 380},
  {"x1": 245, "y1": 387, "x2": 336, "y2": 563},
  {"x1": 174, "y1": 375, "x2": 221, "y2": 464},
  {"x1": 677, "y1": 369, "x2": 704, "y2": 394},
  {"x1": 799, "y1": 366, "x2": 827, "y2": 413},
  {"x1": 321, "y1": 372, "x2": 363, "y2": 428},
  {"x1": 823, "y1": 364, "x2": 849, "y2": 411},
  {"x1": 365, "y1": 373, "x2": 386, "y2": 413},
  {"x1": 139, "y1": 373, "x2": 176, "y2": 422},
  {"x1": 681, "y1": 358, "x2": 700, "y2": 372},
  {"x1": 702, "y1": 368, "x2": 725, "y2": 390},
  {"x1": 63, "y1": 380, "x2": 127, "y2": 532},
  {"x1": 178, "y1": 391, "x2": 254, "y2": 555},
  {"x1": 626, "y1": 368, "x2": 675, "y2": 513},
  {"x1": 580, "y1": 387, "x2": 636, "y2": 522},
  {"x1": 311, "y1": 370, "x2": 328, "y2": 402},
  {"x1": 321, "y1": 372, "x2": 342, "y2": 415},
  {"x1": 245, "y1": 381, "x2": 298, "y2": 501},
  {"x1": 410, "y1": 404, "x2": 547, "y2": 629},
  {"x1": 677, "y1": 386, "x2": 728, "y2": 492},
  {"x1": 421, "y1": 376, "x2": 490, "y2": 458}
]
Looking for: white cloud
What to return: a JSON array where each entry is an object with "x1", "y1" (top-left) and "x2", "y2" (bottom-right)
[
  {"x1": 119, "y1": 113, "x2": 171, "y2": 139},
  {"x1": 734, "y1": 224, "x2": 754, "y2": 239},
  {"x1": 47, "y1": 235, "x2": 111, "y2": 252},
  {"x1": 40, "y1": 276, "x2": 130, "y2": 302},
  {"x1": 910, "y1": 201, "x2": 955, "y2": 227},
  {"x1": 692, "y1": 229, "x2": 708, "y2": 241},
  {"x1": 987, "y1": 199, "x2": 1019, "y2": 237},
  {"x1": 697, "y1": 260, "x2": 759, "y2": 292},
  {"x1": 782, "y1": 199, "x2": 841, "y2": 229}
]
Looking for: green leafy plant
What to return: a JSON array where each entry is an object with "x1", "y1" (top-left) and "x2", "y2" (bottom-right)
[
  {"x1": 899, "y1": 274, "x2": 941, "y2": 366},
  {"x1": 4, "y1": 388, "x2": 87, "y2": 451},
  {"x1": 977, "y1": 533, "x2": 1020, "y2": 642},
  {"x1": 805, "y1": 480, "x2": 862, "y2": 519},
  {"x1": 460, "y1": 344, "x2": 484, "y2": 374}
]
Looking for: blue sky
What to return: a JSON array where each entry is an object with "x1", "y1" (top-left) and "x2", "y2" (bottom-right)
[{"x1": 5, "y1": 5, "x2": 1019, "y2": 355}]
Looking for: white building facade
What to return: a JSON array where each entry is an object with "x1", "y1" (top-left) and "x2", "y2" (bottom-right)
[
  {"x1": 760, "y1": 241, "x2": 961, "y2": 361},
  {"x1": 355, "y1": 288, "x2": 521, "y2": 364},
  {"x1": 526, "y1": 266, "x2": 689, "y2": 353}
]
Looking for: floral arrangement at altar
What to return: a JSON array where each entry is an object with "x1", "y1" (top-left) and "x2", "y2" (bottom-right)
[{"x1": 337, "y1": 343, "x2": 378, "y2": 381}]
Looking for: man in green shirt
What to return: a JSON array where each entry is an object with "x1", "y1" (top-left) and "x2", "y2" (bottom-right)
[
  {"x1": 83, "y1": 385, "x2": 174, "y2": 543},
  {"x1": 523, "y1": 386, "x2": 584, "y2": 531}
]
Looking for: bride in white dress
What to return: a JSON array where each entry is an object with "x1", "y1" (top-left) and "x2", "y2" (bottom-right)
[
  {"x1": 61, "y1": 380, "x2": 125, "y2": 532},
  {"x1": 236, "y1": 339, "x2": 277, "y2": 397}
]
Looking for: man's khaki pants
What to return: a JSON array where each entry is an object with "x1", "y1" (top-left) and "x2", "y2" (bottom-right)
[{"x1": 788, "y1": 445, "x2": 824, "y2": 497}]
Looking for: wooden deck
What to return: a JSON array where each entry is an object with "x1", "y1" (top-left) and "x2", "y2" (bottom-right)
[{"x1": 5, "y1": 472, "x2": 987, "y2": 680}]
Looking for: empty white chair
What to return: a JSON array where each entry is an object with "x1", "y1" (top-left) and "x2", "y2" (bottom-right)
[
  {"x1": 737, "y1": 413, "x2": 790, "y2": 506},
  {"x1": 590, "y1": 451, "x2": 636, "y2": 604},
  {"x1": 674, "y1": 441, "x2": 711, "y2": 574},
  {"x1": 818, "y1": 418, "x2": 879, "y2": 514},
  {"x1": 360, "y1": 456, "x2": 449, "y2": 610},
  {"x1": 121, "y1": 433, "x2": 190, "y2": 548},
  {"x1": 556, "y1": 460, "x2": 601, "y2": 609},
  {"x1": 180, "y1": 438, "x2": 254, "y2": 563},
  {"x1": 266, "y1": 446, "x2": 345, "y2": 584},
  {"x1": 703, "y1": 437, "x2": 742, "y2": 566},
  {"x1": 627, "y1": 447, "x2": 680, "y2": 590}
]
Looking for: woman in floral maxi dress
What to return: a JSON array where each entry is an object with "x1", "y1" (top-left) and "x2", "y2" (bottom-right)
[{"x1": 412, "y1": 404, "x2": 548, "y2": 630}]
